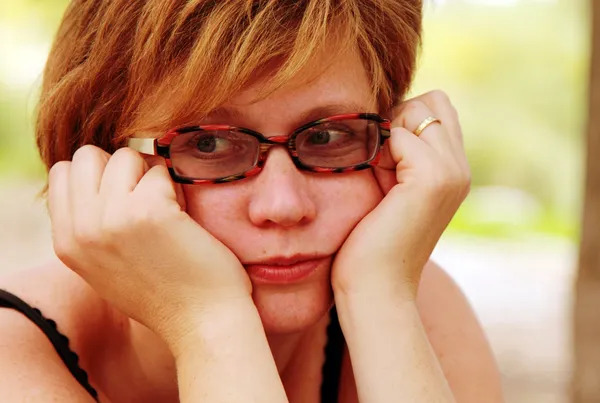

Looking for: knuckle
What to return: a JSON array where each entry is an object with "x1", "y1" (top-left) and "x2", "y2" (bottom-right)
[
  {"x1": 428, "y1": 89, "x2": 451, "y2": 105},
  {"x1": 72, "y1": 222, "x2": 102, "y2": 246},
  {"x1": 73, "y1": 144, "x2": 101, "y2": 160},
  {"x1": 52, "y1": 235, "x2": 78, "y2": 266},
  {"x1": 48, "y1": 161, "x2": 70, "y2": 183},
  {"x1": 403, "y1": 100, "x2": 427, "y2": 115},
  {"x1": 49, "y1": 160, "x2": 70, "y2": 175},
  {"x1": 112, "y1": 146, "x2": 142, "y2": 161},
  {"x1": 103, "y1": 201, "x2": 138, "y2": 235},
  {"x1": 101, "y1": 215, "x2": 127, "y2": 238}
]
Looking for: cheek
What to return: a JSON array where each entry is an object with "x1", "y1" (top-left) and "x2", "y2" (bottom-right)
[
  {"x1": 182, "y1": 184, "x2": 249, "y2": 230},
  {"x1": 314, "y1": 171, "x2": 383, "y2": 238},
  {"x1": 180, "y1": 171, "x2": 384, "y2": 255}
]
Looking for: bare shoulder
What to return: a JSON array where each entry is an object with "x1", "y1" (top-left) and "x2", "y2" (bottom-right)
[
  {"x1": 0, "y1": 260, "x2": 125, "y2": 402},
  {"x1": 0, "y1": 260, "x2": 127, "y2": 353},
  {"x1": 417, "y1": 261, "x2": 505, "y2": 403}
]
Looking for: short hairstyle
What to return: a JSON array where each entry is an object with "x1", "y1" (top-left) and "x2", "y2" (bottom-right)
[{"x1": 36, "y1": 0, "x2": 422, "y2": 171}]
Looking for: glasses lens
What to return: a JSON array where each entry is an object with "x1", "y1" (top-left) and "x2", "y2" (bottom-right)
[
  {"x1": 169, "y1": 130, "x2": 260, "y2": 180},
  {"x1": 295, "y1": 119, "x2": 380, "y2": 168}
]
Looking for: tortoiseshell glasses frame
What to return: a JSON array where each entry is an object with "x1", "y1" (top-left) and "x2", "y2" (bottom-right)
[{"x1": 127, "y1": 113, "x2": 391, "y2": 184}]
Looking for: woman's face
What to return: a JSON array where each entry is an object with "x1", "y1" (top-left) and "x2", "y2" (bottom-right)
[{"x1": 183, "y1": 48, "x2": 384, "y2": 334}]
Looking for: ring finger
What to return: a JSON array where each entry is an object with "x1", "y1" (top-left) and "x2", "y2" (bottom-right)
[{"x1": 392, "y1": 99, "x2": 451, "y2": 154}]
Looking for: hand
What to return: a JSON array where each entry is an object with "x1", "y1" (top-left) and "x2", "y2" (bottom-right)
[
  {"x1": 331, "y1": 91, "x2": 470, "y2": 301},
  {"x1": 47, "y1": 146, "x2": 253, "y2": 347}
]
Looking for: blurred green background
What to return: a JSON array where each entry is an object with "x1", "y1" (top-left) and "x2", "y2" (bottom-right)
[{"x1": 0, "y1": 0, "x2": 587, "y2": 241}]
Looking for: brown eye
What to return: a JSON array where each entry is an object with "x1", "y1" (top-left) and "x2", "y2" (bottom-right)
[
  {"x1": 307, "y1": 130, "x2": 331, "y2": 145},
  {"x1": 196, "y1": 135, "x2": 217, "y2": 153}
]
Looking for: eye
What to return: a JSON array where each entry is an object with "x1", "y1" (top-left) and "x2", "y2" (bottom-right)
[
  {"x1": 307, "y1": 130, "x2": 332, "y2": 145},
  {"x1": 196, "y1": 135, "x2": 217, "y2": 152},
  {"x1": 189, "y1": 133, "x2": 234, "y2": 154},
  {"x1": 305, "y1": 128, "x2": 351, "y2": 146}
]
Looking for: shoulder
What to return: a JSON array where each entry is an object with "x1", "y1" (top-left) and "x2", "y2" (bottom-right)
[
  {"x1": 0, "y1": 260, "x2": 128, "y2": 401},
  {"x1": 416, "y1": 261, "x2": 505, "y2": 402},
  {"x1": 0, "y1": 260, "x2": 128, "y2": 354}
]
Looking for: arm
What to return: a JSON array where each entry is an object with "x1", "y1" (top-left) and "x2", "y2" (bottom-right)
[
  {"x1": 0, "y1": 309, "x2": 103, "y2": 403},
  {"x1": 336, "y1": 286, "x2": 455, "y2": 403},
  {"x1": 169, "y1": 300, "x2": 288, "y2": 403},
  {"x1": 0, "y1": 265, "x2": 112, "y2": 403},
  {"x1": 46, "y1": 146, "x2": 289, "y2": 403},
  {"x1": 417, "y1": 262, "x2": 504, "y2": 402},
  {"x1": 0, "y1": 264, "x2": 288, "y2": 403},
  {"x1": 335, "y1": 263, "x2": 504, "y2": 403},
  {"x1": 331, "y1": 91, "x2": 498, "y2": 402}
]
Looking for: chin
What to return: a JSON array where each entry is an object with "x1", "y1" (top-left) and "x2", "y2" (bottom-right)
[{"x1": 251, "y1": 274, "x2": 334, "y2": 335}]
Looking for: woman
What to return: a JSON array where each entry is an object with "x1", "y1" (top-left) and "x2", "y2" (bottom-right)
[{"x1": 0, "y1": 0, "x2": 504, "y2": 402}]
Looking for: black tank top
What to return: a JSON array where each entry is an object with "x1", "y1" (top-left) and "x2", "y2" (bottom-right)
[{"x1": 0, "y1": 289, "x2": 344, "y2": 402}]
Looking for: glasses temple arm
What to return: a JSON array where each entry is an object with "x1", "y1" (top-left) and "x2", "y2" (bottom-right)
[{"x1": 127, "y1": 138, "x2": 157, "y2": 155}]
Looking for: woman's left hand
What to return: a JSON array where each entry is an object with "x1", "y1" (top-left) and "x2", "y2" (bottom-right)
[{"x1": 331, "y1": 91, "x2": 470, "y2": 301}]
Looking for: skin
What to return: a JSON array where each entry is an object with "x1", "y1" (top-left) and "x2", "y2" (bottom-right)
[{"x1": 0, "y1": 47, "x2": 504, "y2": 402}]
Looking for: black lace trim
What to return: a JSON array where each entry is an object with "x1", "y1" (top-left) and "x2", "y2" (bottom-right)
[
  {"x1": 0, "y1": 289, "x2": 99, "y2": 401},
  {"x1": 320, "y1": 306, "x2": 344, "y2": 402}
]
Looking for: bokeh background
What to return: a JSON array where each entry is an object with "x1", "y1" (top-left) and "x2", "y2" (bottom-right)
[{"x1": 0, "y1": 0, "x2": 587, "y2": 402}]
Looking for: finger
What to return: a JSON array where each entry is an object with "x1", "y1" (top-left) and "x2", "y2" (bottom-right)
[
  {"x1": 143, "y1": 155, "x2": 187, "y2": 211},
  {"x1": 411, "y1": 91, "x2": 465, "y2": 161},
  {"x1": 70, "y1": 145, "x2": 110, "y2": 195},
  {"x1": 135, "y1": 160, "x2": 186, "y2": 211},
  {"x1": 48, "y1": 161, "x2": 72, "y2": 233},
  {"x1": 99, "y1": 147, "x2": 149, "y2": 196},
  {"x1": 387, "y1": 127, "x2": 434, "y2": 184},
  {"x1": 392, "y1": 99, "x2": 450, "y2": 154},
  {"x1": 48, "y1": 161, "x2": 75, "y2": 263},
  {"x1": 69, "y1": 145, "x2": 109, "y2": 223}
]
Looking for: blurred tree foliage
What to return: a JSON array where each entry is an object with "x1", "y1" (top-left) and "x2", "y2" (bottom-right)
[
  {"x1": 412, "y1": 0, "x2": 588, "y2": 238},
  {"x1": 0, "y1": 0, "x2": 70, "y2": 176},
  {"x1": 0, "y1": 0, "x2": 588, "y2": 238}
]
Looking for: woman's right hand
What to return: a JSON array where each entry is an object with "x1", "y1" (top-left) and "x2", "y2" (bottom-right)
[{"x1": 47, "y1": 145, "x2": 253, "y2": 349}]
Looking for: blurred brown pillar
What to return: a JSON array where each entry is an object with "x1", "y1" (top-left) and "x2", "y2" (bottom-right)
[{"x1": 574, "y1": 1, "x2": 600, "y2": 401}]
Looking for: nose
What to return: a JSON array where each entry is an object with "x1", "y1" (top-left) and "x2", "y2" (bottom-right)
[{"x1": 248, "y1": 147, "x2": 317, "y2": 227}]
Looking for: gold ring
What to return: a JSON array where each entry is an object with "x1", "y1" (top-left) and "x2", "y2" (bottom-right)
[{"x1": 414, "y1": 116, "x2": 441, "y2": 137}]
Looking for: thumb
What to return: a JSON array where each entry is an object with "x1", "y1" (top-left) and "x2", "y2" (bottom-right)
[{"x1": 141, "y1": 155, "x2": 187, "y2": 212}]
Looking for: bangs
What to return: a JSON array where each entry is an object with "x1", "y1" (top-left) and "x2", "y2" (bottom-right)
[
  {"x1": 120, "y1": 0, "x2": 395, "y2": 138},
  {"x1": 37, "y1": 0, "x2": 420, "y2": 172}
]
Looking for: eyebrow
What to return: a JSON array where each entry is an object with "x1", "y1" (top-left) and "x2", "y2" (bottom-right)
[{"x1": 205, "y1": 101, "x2": 373, "y2": 128}]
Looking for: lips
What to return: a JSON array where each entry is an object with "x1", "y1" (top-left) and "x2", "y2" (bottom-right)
[{"x1": 244, "y1": 255, "x2": 329, "y2": 285}]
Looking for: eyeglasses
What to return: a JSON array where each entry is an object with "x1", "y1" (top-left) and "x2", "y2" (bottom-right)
[{"x1": 127, "y1": 113, "x2": 391, "y2": 184}]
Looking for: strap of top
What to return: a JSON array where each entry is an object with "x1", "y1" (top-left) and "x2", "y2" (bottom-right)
[
  {"x1": 0, "y1": 289, "x2": 99, "y2": 401},
  {"x1": 320, "y1": 306, "x2": 344, "y2": 402}
]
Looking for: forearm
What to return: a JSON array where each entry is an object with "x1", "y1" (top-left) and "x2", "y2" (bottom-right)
[
  {"x1": 335, "y1": 290, "x2": 456, "y2": 403},
  {"x1": 169, "y1": 301, "x2": 288, "y2": 403}
]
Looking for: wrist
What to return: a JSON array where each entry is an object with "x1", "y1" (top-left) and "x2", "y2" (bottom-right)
[
  {"x1": 158, "y1": 296, "x2": 260, "y2": 359},
  {"x1": 334, "y1": 286, "x2": 418, "y2": 315},
  {"x1": 332, "y1": 272, "x2": 419, "y2": 305}
]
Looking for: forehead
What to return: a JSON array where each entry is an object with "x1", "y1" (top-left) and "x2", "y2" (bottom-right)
[
  {"x1": 205, "y1": 46, "x2": 377, "y2": 129},
  {"x1": 133, "y1": 45, "x2": 377, "y2": 137}
]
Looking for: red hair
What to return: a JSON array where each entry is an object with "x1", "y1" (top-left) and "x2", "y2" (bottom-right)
[{"x1": 36, "y1": 0, "x2": 422, "y2": 171}]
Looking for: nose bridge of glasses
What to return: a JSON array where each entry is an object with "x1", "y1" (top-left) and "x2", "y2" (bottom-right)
[
  {"x1": 264, "y1": 135, "x2": 289, "y2": 145},
  {"x1": 258, "y1": 135, "x2": 292, "y2": 154}
]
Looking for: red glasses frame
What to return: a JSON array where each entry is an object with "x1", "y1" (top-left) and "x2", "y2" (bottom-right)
[{"x1": 127, "y1": 113, "x2": 391, "y2": 184}]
